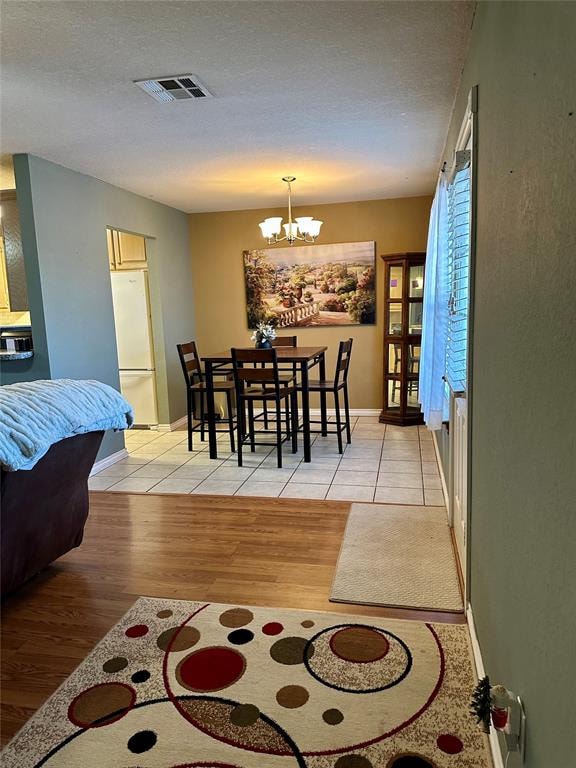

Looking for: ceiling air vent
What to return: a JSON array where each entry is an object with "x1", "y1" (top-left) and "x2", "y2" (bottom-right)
[{"x1": 134, "y1": 75, "x2": 213, "y2": 103}]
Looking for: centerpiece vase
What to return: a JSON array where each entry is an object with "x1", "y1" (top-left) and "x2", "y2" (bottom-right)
[{"x1": 256, "y1": 339, "x2": 272, "y2": 349}]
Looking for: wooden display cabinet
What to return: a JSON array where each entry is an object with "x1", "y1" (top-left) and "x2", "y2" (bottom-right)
[{"x1": 379, "y1": 252, "x2": 425, "y2": 425}]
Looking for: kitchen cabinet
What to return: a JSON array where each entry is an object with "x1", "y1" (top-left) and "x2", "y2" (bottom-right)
[
  {"x1": 107, "y1": 228, "x2": 147, "y2": 270},
  {"x1": 379, "y1": 251, "x2": 425, "y2": 426}
]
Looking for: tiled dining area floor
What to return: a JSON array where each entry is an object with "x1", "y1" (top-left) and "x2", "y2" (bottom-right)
[{"x1": 89, "y1": 416, "x2": 445, "y2": 504}]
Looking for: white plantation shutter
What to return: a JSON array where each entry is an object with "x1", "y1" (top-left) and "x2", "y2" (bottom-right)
[{"x1": 445, "y1": 151, "x2": 471, "y2": 393}]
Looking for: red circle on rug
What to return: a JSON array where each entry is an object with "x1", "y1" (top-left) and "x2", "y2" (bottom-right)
[
  {"x1": 176, "y1": 647, "x2": 246, "y2": 692},
  {"x1": 436, "y1": 734, "x2": 464, "y2": 754},
  {"x1": 262, "y1": 622, "x2": 284, "y2": 636},
  {"x1": 125, "y1": 624, "x2": 149, "y2": 638}
]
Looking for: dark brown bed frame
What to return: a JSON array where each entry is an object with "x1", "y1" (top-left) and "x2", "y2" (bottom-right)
[{"x1": 1, "y1": 430, "x2": 104, "y2": 596}]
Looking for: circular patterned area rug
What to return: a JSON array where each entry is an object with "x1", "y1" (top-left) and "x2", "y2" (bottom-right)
[{"x1": 0, "y1": 599, "x2": 491, "y2": 768}]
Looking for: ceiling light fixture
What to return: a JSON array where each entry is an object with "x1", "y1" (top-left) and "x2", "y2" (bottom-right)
[{"x1": 259, "y1": 177, "x2": 322, "y2": 245}]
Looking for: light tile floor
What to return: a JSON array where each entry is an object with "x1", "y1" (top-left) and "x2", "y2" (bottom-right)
[{"x1": 90, "y1": 417, "x2": 444, "y2": 504}]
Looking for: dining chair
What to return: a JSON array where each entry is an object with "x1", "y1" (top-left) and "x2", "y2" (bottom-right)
[
  {"x1": 232, "y1": 347, "x2": 298, "y2": 468},
  {"x1": 273, "y1": 335, "x2": 298, "y2": 348},
  {"x1": 177, "y1": 341, "x2": 236, "y2": 452},
  {"x1": 392, "y1": 343, "x2": 420, "y2": 403},
  {"x1": 298, "y1": 338, "x2": 353, "y2": 454},
  {"x1": 258, "y1": 335, "x2": 298, "y2": 429}
]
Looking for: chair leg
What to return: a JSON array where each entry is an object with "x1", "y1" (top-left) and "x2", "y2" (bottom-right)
[
  {"x1": 275, "y1": 397, "x2": 283, "y2": 468},
  {"x1": 199, "y1": 391, "x2": 205, "y2": 441},
  {"x1": 237, "y1": 399, "x2": 243, "y2": 467},
  {"x1": 187, "y1": 389, "x2": 193, "y2": 452},
  {"x1": 290, "y1": 391, "x2": 298, "y2": 453},
  {"x1": 285, "y1": 393, "x2": 290, "y2": 438},
  {"x1": 343, "y1": 384, "x2": 352, "y2": 444},
  {"x1": 334, "y1": 389, "x2": 343, "y2": 454},
  {"x1": 226, "y1": 389, "x2": 235, "y2": 453},
  {"x1": 248, "y1": 401, "x2": 256, "y2": 452},
  {"x1": 263, "y1": 400, "x2": 269, "y2": 430}
]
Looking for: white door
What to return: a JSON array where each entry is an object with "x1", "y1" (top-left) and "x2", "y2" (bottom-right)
[
  {"x1": 120, "y1": 371, "x2": 158, "y2": 426},
  {"x1": 110, "y1": 270, "x2": 154, "y2": 370},
  {"x1": 452, "y1": 396, "x2": 468, "y2": 582}
]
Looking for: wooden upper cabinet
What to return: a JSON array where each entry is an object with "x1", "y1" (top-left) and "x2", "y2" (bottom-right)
[
  {"x1": 106, "y1": 229, "x2": 116, "y2": 270},
  {"x1": 108, "y1": 229, "x2": 147, "y2": 270}
]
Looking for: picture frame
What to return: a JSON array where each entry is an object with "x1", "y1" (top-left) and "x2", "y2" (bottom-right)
[{"x1": 243, "y1": 241, "x2": 376, "y2": 328}]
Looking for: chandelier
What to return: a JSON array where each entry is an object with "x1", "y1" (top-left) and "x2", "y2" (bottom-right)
[{"x1": 259, "y1": 177, "x2": 323, "y2": 245}]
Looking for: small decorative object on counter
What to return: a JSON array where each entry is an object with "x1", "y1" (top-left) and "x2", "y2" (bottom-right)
[{"x1": 251, "y1": 322, "x2": 277, "y2": 349}]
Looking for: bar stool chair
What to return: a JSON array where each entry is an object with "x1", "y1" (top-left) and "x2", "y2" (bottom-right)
[
  {"x1": 177, "y1": 341, "x2": 236, "y2": 452},
  {"x1": 259, "y1": 335, "x2": 297, "y2": 429},
  {"x1": 298, "y1": 338, "x2": 353, "y2": 454},
  {"x1": 232, "y1": 347, "x2": 298, "y2": 468}
]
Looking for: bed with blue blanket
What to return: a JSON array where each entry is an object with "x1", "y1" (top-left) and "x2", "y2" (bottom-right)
[{"x1": 0, "y1": 379, "x2": 132, "y2": 595}]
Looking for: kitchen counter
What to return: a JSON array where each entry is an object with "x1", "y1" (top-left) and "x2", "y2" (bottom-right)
[{"x1": 0, "y1": 350, "x2": 34, "y2": 361}]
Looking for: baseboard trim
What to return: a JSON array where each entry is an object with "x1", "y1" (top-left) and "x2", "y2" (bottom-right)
[
  {"x1": 90, "y1": 448, "x2": 128, "y2": 477},
  {"x1": 467, "y1": 603, "x2": 505, "y2": 768},
  {"x1": 157, "y1": 415, "x2": 188, "y2": 432}
]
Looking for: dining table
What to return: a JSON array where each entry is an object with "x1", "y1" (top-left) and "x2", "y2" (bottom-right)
[{"x1": 201, "y1": 345, "x2": 328, "y2": 462}]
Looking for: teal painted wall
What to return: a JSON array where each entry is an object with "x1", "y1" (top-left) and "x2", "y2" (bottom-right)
[
  {"x1": 7, "y1": 154, "x2": 194, "y2": 459},
  {"x1": 442, "y1": 4, "x2": 576, "y2": 766}
]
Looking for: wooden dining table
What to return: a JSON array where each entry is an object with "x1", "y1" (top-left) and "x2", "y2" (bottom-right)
[{"x1": 202, "y1": 346, "x2": 328, "y2": 462}]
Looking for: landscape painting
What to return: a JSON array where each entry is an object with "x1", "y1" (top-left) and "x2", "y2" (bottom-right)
[{"x1": 243, "y1": 241, "x2": 376, "y2": 328}]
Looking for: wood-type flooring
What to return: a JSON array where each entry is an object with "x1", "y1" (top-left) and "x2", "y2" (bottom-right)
[{"x1": 1, "y1": 492, "x2": 464, "y2": 745}]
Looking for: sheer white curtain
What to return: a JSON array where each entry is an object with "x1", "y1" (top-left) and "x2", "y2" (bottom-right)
[{"x1": 419, "y1": 176, "x2": 449, "y2": 430}]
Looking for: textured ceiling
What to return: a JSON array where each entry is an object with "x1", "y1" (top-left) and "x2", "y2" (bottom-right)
[{"x1": 0, "y1": 1, "x2": 474, "y2": 212}]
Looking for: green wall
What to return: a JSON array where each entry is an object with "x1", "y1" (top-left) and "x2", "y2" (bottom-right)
[
  {"x1": 6, "y1": 154, "x2": 194, "y2": 460},
  {"x1": 442, "y1": 4, "x2": 576, "y2": 766}
]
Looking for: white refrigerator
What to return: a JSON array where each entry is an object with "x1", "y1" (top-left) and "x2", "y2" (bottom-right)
[{"x1": 110, "y1": 270, "x2": 158, "y2": 427}]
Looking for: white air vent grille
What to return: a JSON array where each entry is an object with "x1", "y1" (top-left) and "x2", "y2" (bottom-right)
[{"x1": 134, "y1": 75, "x2": 213, "y2": 103}]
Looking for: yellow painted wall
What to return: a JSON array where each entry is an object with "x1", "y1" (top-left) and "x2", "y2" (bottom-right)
[{"x1": 189, "y1": 196, "x2": 431, "y2": 409}]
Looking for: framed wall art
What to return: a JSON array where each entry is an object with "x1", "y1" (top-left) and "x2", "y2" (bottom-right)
[{"x1": 243, "y1": 241, "x2": 376, "y2": 328}]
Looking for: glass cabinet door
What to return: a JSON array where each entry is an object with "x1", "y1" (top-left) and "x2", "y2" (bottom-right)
[
  {"x1": 388, "y1": 265, "x2": 403, "y2": 298},
  {"x1": 408, "y1": 302, "x2": 423, "y2": 334},
  {"x1": 409, "y1": 265, "x2": 424, "y2": 298},
  {"x1": 380, "y1": 253, "x2": 426, "y2": 425}
]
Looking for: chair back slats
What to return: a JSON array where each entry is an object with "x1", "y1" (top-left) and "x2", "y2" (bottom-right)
[
  {"x1": 233, "y1": 348, "x2": 276, "y2": 364},
  {"x1": 334, "y1": 338, "x2": 353, "y2": 385},
  {"x1": 177, "y1": 341, "x2": 203, "y2": 387},
  {"x1": 232, "y1": 348, "x2": 283, "y2": 393},
  {"x1": 237, "y1": 367, "x2": 276, "y2": 383},
  {"x1": 272, "y1": 336, "x2": 297, "y2": 347}
]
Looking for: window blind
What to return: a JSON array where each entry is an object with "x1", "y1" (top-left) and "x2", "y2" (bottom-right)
[{"x1": 445, "y1": 151, "x2": 471, "y2": 393}]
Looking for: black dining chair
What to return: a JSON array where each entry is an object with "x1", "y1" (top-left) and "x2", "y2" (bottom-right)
[
  {"x1": 258, "y1": 335, "x2": 298, "y2": 429},
  {"x1": 177, "y1": 341, "x2": 236, "y2": 452},
  {"x1": 297, "y1": 338, "x2": 353, "y2": 454},
  {"x1": 232, "y1": 347, "x2": 298, "y2": 468}
]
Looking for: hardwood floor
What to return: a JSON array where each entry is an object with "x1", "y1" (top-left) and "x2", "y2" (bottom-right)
[{"x1": 0, "y1": 491, "x2": 464, "y2": 746}]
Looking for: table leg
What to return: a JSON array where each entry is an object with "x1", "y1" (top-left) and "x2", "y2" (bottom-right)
[
  {"x1": 319, "y1": 351, "x2": 328, "y2": 436},
  {"x1": 301, "y1": 360, "x2": 312, "y2": 462},
  {"x1": 205, "y1": 361, "x2": 218, "y2": 459}
]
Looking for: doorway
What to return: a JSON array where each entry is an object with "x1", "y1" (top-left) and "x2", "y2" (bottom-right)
[{"x1": 107, "y1": 228, "x2": 158, "y2": 428}]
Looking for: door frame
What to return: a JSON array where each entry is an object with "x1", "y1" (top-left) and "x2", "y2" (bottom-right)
[{"x1": 447, "y1": 86, "x2": 478, "y2": 602}]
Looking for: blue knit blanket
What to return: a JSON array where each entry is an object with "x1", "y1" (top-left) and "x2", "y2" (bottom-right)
[{"x1": 0, "y1": 379, "x2": 133, "y2": 471}]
